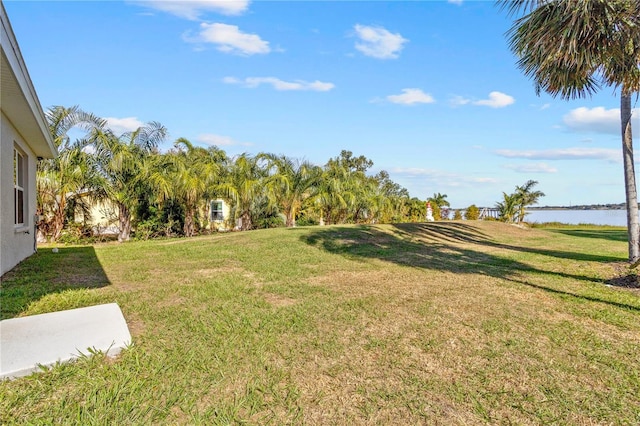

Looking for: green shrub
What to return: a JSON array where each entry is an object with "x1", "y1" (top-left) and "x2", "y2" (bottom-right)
[
  {"x1": 296, "y1": 214, "x2": 319, "y2": 226},
  {"x1": 253, "y1": 215, "x2": 285, "y2": 229},
  {"x1": 431, "y1": 203, "x2": 442, "y2": 221},
  {"x1": 58, "y1": 223, "x2": 94, "y2": 244},
  {"x1": 465, "y1": 204, "x2": 480, "y2": 220}
]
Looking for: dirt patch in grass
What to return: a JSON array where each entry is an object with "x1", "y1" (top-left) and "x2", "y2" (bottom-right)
[
  {"x1": 195, "y1": 267, "x2": 242, "y2": 277},
  {"x1": 51, "y1": 272, "x2": 108, "y2": 288},
  {"x1": 123, "y1": 311, "x2": 146, "y2": 338},
  {"x1": 606, "y1": 262, "x2": 640, "y2": 292},
  {"x1": 156, "y1": 294, "x2": 188, "y2": 308},
  {"x1": 262, "y1": 293, "x2": 297, "y2": 307}
]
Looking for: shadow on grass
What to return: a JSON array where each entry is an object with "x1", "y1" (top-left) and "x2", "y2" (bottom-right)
[
  {"x1": 545, "y1": 228, "x2": 628, "y2": 243},
  {"x1": 0, "y1": 246, "x2": 110, "y2": 320},
  {"x1": 390, "y1": 222, "x2": 623, "y2": 263},
  {"x1": 301, "y1": 223, "x2": 639, "y2": 312}
]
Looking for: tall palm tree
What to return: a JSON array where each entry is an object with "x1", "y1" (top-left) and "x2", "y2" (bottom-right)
[
  {"x1": 169, "y1": 138, "x2": 222, "y2": 236},
  {"x1": 428, "y1": 192, "x2": 450, "y2": 208},
  {"x1": 37, "y1": 106, "x2": 105, "y2": 241},
  {"x1": 496, "y1": 192, "x2": 519, "y2": 223},
  {"x1": 428, "y1": 192, "x2": 450, "y2": 220},
  {"x1": 261, "y1": 154, "x2": 321, "y2": 227},
  {"x1": 500, "y1": 0, "x2": 640, "y2": 261},
  {"x1": 219, "y1": 154, "x2": 266, "y2": 231},
  {"x1": 90, "y1": 122, "x2": 167, "y2": 242},
  {"x1": 515, "y1": 179, "x2": 545, "y2": 222},
  {"x1": 316, "y1": 158, "x2": 349, "y2": 225}
]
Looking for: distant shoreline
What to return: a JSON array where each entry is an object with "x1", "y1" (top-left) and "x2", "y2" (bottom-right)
[{"x1": 529, "y1": 204, "x2": 625, "y2": 211}]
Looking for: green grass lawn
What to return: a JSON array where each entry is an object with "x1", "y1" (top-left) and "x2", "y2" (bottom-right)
[{"x1": 1, "y1": 221, "x2": 639, "y2": 424}]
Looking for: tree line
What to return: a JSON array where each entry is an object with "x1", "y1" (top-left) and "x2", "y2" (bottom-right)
[
  {"x1": 36, "y1": 106, "x2": 439, "y2": 242},
  {"x1": 37, "y1": 106, "x2": 544, "y2": 243}
]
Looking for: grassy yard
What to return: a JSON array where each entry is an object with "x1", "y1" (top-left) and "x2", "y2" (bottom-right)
[{"x1": 1, "y1": 221, "x2": 639, "y2": 424}]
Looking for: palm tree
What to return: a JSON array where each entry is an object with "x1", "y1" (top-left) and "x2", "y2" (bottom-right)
[
  {"x1": 500, "y1": 0, "x2": 640, "y2": 261},
  {"x1": 515, "y1": 179, "x2": 545, "y2": 222},
  {"x1": 90, "y1": 122, "x2": 167, "y2": 242},
  {"x1": 261, "y1": 154, "x2": 321, "y2": 227},
  {"x1": 495, "y1": 192, "x2": 519, "y2": 223},
  {"x1": 316, "y1": 157, "x2": 350, "y2": 225},
  {"x1": 428, "y1": 192, "x2": 450, "y2": 208},
  {"x1": 219, "y1": 154, "x2": 266, "y2": 231},
  {"x1": 170, "y1": 138, "x2": 222, "y2": 236},
  {"x1": 37, "y1": 106, "x2": 105, "y2": 241},
  {"x1": 349, "y1": 176, "x2": 379, "y2": 224},
  {"x1": 428, "y1": 193, "x2": 450, "y2": 220}
]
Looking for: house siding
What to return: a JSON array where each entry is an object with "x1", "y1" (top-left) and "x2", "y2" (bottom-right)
[
  {"x1": 1, "y1": 111, "x2": 38, "y2": 276},
  {"x1": 210, "y1": 199, "x2": 232, "y2": 231},
  {"x1": 1, "y1": 2, "x2": 55, "y2": 277}
]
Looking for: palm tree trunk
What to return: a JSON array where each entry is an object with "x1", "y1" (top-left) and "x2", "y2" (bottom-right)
[
  {"x1": 118, "y1": 203, "x2": 132, "y2": 243},
  {"x1": 240, "y1": 211, "x2": 252, "y2": 231},
  {"x1": 184, "y1": 207, "x2": 195, "y2": 237},
  {"x1": 52, "y1": 196, "x2": 66, "y2": 241},
  {"x1": 285, "y1": 206, "x2": 296, "y2": 227},
  {"x1": 621, "y1": 93, "x2": 639, "y2": 262}
]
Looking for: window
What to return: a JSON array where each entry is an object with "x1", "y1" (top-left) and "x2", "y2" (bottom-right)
[
  {"x1": 14, "y1": 147, "x2": 26, "y2": 226},
  {"x1": 211, "y1": 200, "x2": 224, "y2": 221}
]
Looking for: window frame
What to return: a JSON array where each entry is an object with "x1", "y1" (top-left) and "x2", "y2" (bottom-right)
[
  {"x1": 13, "y1": 145, "x2": 27, "y2": 227},
  {"x1": 211, "y1": 200, "x2": 224, "y2": 221}
]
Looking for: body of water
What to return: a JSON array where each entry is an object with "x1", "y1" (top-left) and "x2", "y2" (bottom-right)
[{"x1": 525, "y1": 209, "x2": 627, "y2": 227}]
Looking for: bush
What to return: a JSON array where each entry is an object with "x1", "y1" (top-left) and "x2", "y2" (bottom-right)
[
  {"x1": 465, "y1": 204, "x2": 480, "y2": 220},
  {"x1": 58, "y1": 222, "x2": 94, "y2": 244},
  {"x1": 133, "y1": 218, "x2": 163, "y2": 240},
  {"x1": 430, "y1": 203, "x2": 442, "y2": 221},
  {"x1": 453, "y1": 210, "x2": 463, "y2": 220},
  {"x1": 253, "y1": 215, "x2": 285, "y2": 229},
  {"x1": 296, "y1": 214, "x2": 318, "y2": 226}
]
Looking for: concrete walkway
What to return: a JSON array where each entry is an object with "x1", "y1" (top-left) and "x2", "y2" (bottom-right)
[{"x1": 1, "y1": 303, "x2": 131, "y2": 380}]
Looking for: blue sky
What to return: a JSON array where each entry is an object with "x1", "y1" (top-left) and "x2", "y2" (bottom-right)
[{"x1": 5, "y1": 0, "x2": 635, "y2": 207}]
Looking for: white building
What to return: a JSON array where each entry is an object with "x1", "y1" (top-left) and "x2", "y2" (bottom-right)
[{"x1": 1, "y1": 2, "x2": 56, "y2": 276}]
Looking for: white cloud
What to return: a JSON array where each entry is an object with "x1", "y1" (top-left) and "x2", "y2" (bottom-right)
[
  {"x1": 223, "y1": 76, "x2": 335, "y2": 91},
  {"x1": 495, "y1": 147, "x2": 619, "y2": 162},
  {"x1": 447, "y1": 0, "x2": 464, "y2": 4},
  {"x1": 449, "y1": 95, "x2": 471, "y2": 107},
  {"x1": 197, "y1": 133, "x2": 252, "y2": 147},
  {"x1": 131, "y1": 1, "x2": 249, "y2": 20},
  {"x1": 504, "y1": 163, "x2": 558, "y2": 173},
  {"x1": 563, "y1": 107, "x2": 640, "y2": 134},
  {"x1": 473, "y1": 91, "x2": 515, "y2": 108},
  {"x1": 353, "y1": 24, "x2": 408, "y2": 59},
  {"x1": 185, "y1": 23, "x2": 270, "y2": 55},
  {"x1": 104, "y1": 117, "x2": 144, "y2": 135},
  {"x1": 449, "y1": 92, "x2": 514, "y2": 108},
  {"x1": 387, "y1": 88, "x2": 435, "y2": 105}
]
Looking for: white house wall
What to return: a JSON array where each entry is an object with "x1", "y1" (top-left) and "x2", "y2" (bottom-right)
[
  {"x1": 1, "y1": 111, "x2": 38, "y2": 276},
  {"x1": 1, "y1": 2, "x2": 55, "y2": 277}
]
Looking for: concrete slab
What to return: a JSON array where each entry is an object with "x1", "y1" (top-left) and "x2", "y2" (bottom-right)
[{"x1": 0, "y1": 303, "x2": 131, "y2": 380}]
